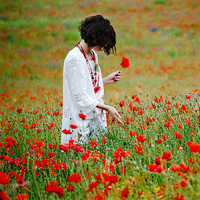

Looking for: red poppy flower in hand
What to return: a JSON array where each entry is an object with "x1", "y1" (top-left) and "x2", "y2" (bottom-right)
[{"x1": 120, "y1": 57, "x2": 130, "y2": 68}]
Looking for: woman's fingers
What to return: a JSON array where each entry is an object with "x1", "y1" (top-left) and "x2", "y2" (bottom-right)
[
  {"x1": 115, "y1": 71, "x2": 121, "y2": 75},
  {"x1": 118, "y1": 71, "x2": 122, "y2": 75},
  {"x1": 114, "y1": 111, "x2": 123, "y2": 127},
  {"x1": 116, "y1": 117, "x2": 124, "y2": 127},
  {"x1": 108, "y1": 106, "x2": 123, "y2": 127},
  {"x1": 114, "y1": 76, "x2": 121, "y2": 81},
  {"x1": 115, "y1": 112, "x2": 121, "y2": 119}
]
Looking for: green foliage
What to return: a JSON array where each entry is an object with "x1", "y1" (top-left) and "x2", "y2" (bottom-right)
[{"x1": 153, "y1": 0, "x2": 168, "y2": 5}]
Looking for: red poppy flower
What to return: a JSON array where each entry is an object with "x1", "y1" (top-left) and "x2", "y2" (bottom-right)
[
  {"x1": 164, "y1": 121, "x2": 171, "y2": 129},
  {"x1": 106, "y1": 175, "x2": 119, "y2": 183},
  {"x1": 140, "y1": 125, "x2": 146, "y2": 130},
  {"x1": 79, "y1": 113, "x2": 86, "y2": 120},
  {"x1": 45, "y1": 181, "x2": 65, "y2": 198},
  {"x1": 187, "y1": 157, "x2": 198, "y2": 163},
  {"x1": 138, "y1": 191, "x2": 144, "y2": 196},
  {"x1": 89, "y1": 181, "x2": 99, "y2": 189},
  {"x1": 119, "y1": 101, "x2": 125, "y2": 107},
  {"x1": 188, "y1": 142, "x2": 200, "y2": 153},
  {"x1": 62, "y1": 129, "x2": 72, "y2": 134},
  {"x1": 168, "y1": 117, "x2": 174, "y2": 123},
  {"x1": 186, "y1": 94, "x2": 192, "y2": 99},
  {"x1": 4, "y1": 141, "x2": 14, "y2": 147},
  {"x1": 0, "y1": 172, "x2": 10, "y2": 185},
  {"x1": 177, "y1": 124, "x2": 183, "y2": 130},
  {"x1": 156, "y1": 138, "x2": 162, "y2": 144},
  {"x1": 190, "y1": 130, "x2": 195, "y2": 137},
  {"x1": 104, "y1": 189, "x2": 109, "y2": 196},
  {"x1": 122, "y1": 188, "x2": 130, "y2": 197},
  {"x1": 155, "y1": 156, "x2": 162, "y2": 164},
  {"x1": 134, "y1": 143, "x2": 144, "y2": 155},
  {"x1": 134, "y1": 96, "x2": 140, "y2": 103},
  {"x1": 132, "y1": 94, "x2": 137, "y2": 99},
  {"x1": 70, "y1": 124, "x2": 78, "y2": 129},
  {"x1": 55, "y1": 186, "x2": 65, "y2": 198},
  {"x1": 0, "y1": 191, "x2": 9, "y2": 200},
  {"x1": 16, "y1": 176, "x2": 28, "y2": 190},
  {"x1": 155, "y1": 97, "x2": 161, "y2": 103},
  {"x1": 173, "y1": 193, "x2": 184, "y2": 200},
  {"x1": 94, "y1": 86, "x2": 101, "y2": 93},
  {"x1": 181, "y1": 104, "x2": 188, "y2": 112},
  {"x1": 16, "y1": 176, "x2": 25, "y2": 185},
  {"x1": 90, "y1": 140, "x2": 99, "y2": 148},
  {"x1": 128, "y1": 131, "x2": 138, "y2": 136},
  {"x1": 48, "y1": 152, "x2": 55, "y2": 158},
  {"x1": 147, "y1": 164, "x2": 158, "y2": 172},
  {"x1": 66, "y1": 184, "x2": 75, "y2": 192},
  {"x1": 136, "y1": 135, "x2": 147, "y2": 142},
  {"x1": 147, "y1": 164, "x2": 165, "y2": 173},
  {"x1": 14, "y1": 194, "x2": 28, "y2": 200},
  {"x1": 180, "y1": 180, "x2": 188, "y2": 188},
  {"x1": 68, "y1": 173, "x2": 81, "y2": 183},
  {"x1": 120, "y1": 57, "x2": 130, "y2": 68},
  {"x1": 156, "y1": 165, "x2": 166, "y2": 173},
  {"x1": 101, "y1": 136, "x2": 107, "y2": 144},
  {"x1": 36, "y1": 141, "x2": 44, "y2": 147},
  {"x1": 162, "y1": 135, "x2": 168, "y2": 141},
  {"x1": 174, "y1": 102, "x2": 179, "y2": 108},
  {"x1": 94, "y1": 194, "x2": 105, "y2": 200},
  {"x1": 53, "y1": 111, "x2": 59, "y2": 115},
  {"x1": 179, "y1": 163, "x2": 190, "y2": 173},
  {"x1": 17, "y1": 108, "x2": 23, "y2": 114},
  {"x1": 174, "y1": 131, "x2": 182, "y2": 140},
  {"x1": 162, "y1": 151, "x2": 172, "y2": 160},
  {"x1": 170, "y1": 165, "x2": 181, "y2": 172},
  {"x1": 37, "y1": 128, "x2": 42, "y2": 133}
]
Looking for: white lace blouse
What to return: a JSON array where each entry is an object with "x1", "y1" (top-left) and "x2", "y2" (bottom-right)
[{"x1": 61, "y1": 47, "x2": 106, "y2": 144}]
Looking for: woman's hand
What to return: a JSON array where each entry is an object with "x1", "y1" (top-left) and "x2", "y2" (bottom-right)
[
  {"x1": 103, "y1": 71, "x2": 122, "y2": 86},
  {"x1": 96, "y1": 102, "x2": 124, "y2": 127},
  {"x1": 106, "y1": 105, "x2": 124, "y2": 127}
]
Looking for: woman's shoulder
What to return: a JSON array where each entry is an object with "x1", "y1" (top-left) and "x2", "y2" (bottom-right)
[{"x1": 65, "y1": 47, "x2": 83, "y2": 61}]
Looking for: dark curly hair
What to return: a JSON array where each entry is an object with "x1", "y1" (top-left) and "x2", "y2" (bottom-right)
[{"x1": 78, "y1": 15, "x2": 116, "y2": 55}]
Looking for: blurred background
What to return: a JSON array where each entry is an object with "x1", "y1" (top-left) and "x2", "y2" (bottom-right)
[{"x1": 0, "y1": 0, "x2": 200, "y2": 109}]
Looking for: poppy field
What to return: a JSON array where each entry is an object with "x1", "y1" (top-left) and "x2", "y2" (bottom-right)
[{"x1": 1, "y1": 0, "x2": 200, "y2": 199}]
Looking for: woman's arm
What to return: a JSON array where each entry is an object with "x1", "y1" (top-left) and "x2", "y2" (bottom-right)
[
  {"x1": 103, "y1": 71, "x2": 122, "y2": 86},
  {"x1": 96, "y1": 102, "x2": 124, "y2": 127}
]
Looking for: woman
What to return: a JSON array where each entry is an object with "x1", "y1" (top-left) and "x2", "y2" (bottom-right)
[{"x1": 61, "y1": 14, "x2": 123, "y2": 145}]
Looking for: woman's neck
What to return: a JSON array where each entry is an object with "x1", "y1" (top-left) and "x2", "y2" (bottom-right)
[{"x1": 79, "y1": 40, "x2": 92, "y2": 55}]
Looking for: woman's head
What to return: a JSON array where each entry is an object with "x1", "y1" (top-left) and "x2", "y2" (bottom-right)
[{"x1": 78, "y1": 15, "x2": 116, "y2": 55}]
